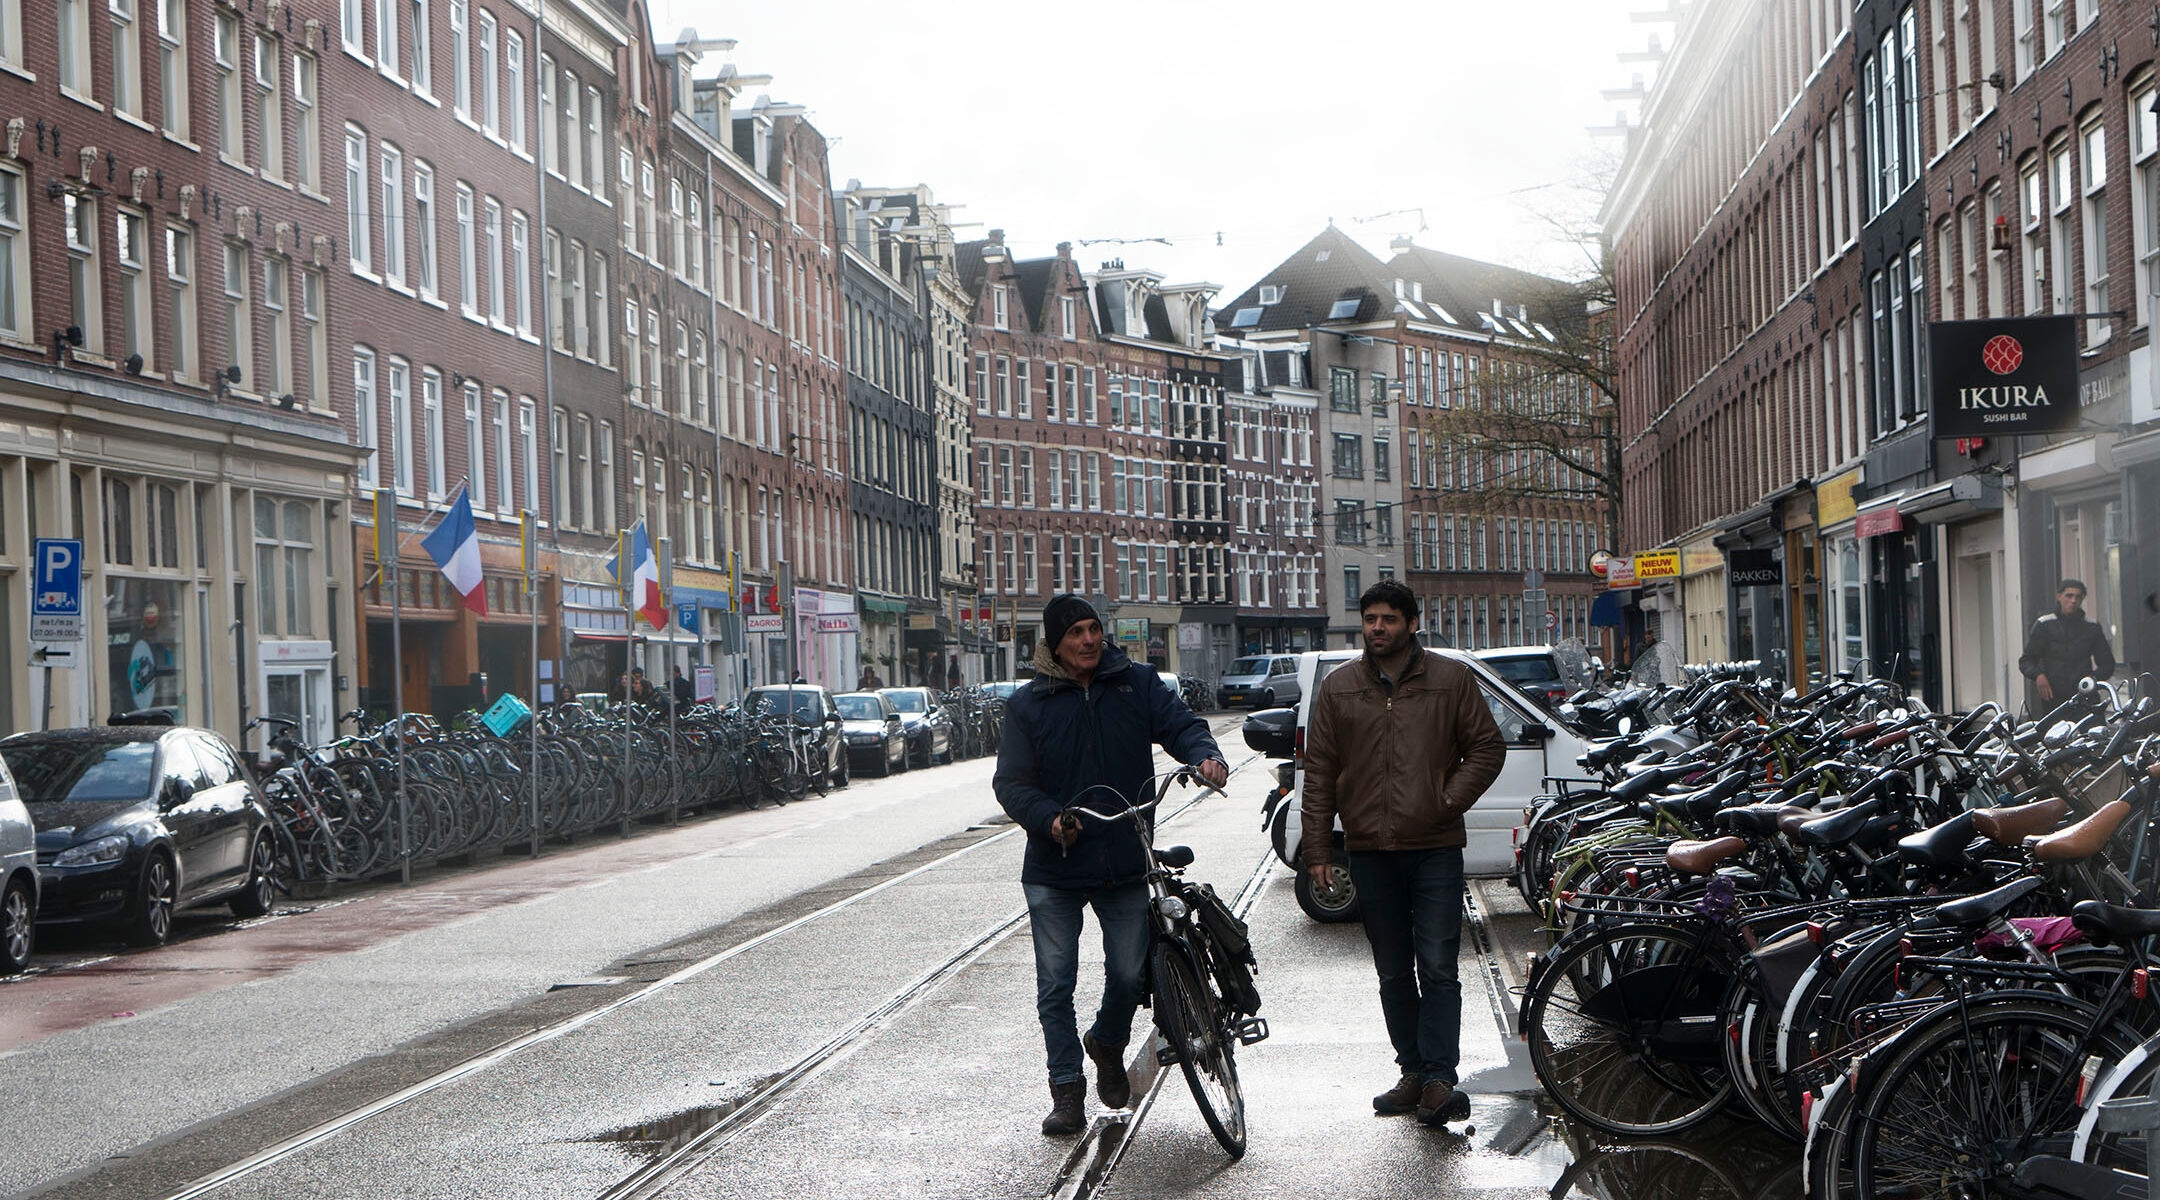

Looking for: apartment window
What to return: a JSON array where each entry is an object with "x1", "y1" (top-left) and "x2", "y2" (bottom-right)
[
  {"x1": 2022, "y1": 160, "x2": 2046, "y2": 312},
  {"x1": 567, "y1": 238, "x2": 587, "y2": 355},
  {"x1": 484, "y1": 197, "x2": 504, "y2": 324},
  {"x1": 669, "y1": 180, "x2": 685, "y2": 274},
  {"x1": 1373, "y1": 431, "x2": 1390, "y2": 482},
  {"x1": 354, "y1": 348, "x2": 378, "y2": 483},
  {"x1": 448, "y1": 0, "x2": 468, "y2": 117},
  {"x1": 643, "y1": 308, "x2": 660, "y2": 406},
  {"x1": 216, "y1": 14, "x2": 242, "y2": 160},
  {"x1": 537, "y1": 55, "x2": 555, "y2": 174},
  {"x1": 591, "y1": 254, "x2": 608, "y2": 364},
  {"x1": 511, "y1": 212, "x2": 530, "y2": 335},
  {"x1": 422, "y1": 369, "x2": 444, "y2": 497},
  {"x1": 58, "y1": 0, "x2": 89, "y2": 94},
  {"x1": 301, "y1": 269, "x2": 324, "y2": 407},
  {"x1": 456, "y1": 183, "x2": 476, "y2": 314},
  {"x1": 1329, "y1": 367, "x2": 1358, "y2": 412},
  {"x1": 673, "y1": 321, "x2": 689, "y2": 416},
  {"x1": 2135, "y1": 83, "x2": 2160, "y2": 328},
  {"x1": 263, "y1": 258, "x2": 290, "y2": 396},
  {"x1": 476, "y1": 9, "x2": 497, "y2": 136},
  {"x1": 153, "y1": 0, "x2": 188, "y2": 137},
  {"x1": 2082, "y1": 119, "x2": 2110, "y2": 342},
  {"x1": 163, "y1": 224, "x2": 192, "y2": 380},
  {"x1": 1060, "y1": 295, "x2": 1076, "y2": 341},
  {"x1": 518, "y1": 398, "x2": 536, "y2": 514},
  {"x1": 371, "y1": 0, "x2": 394, "y2": 76},
  {"x1": 992, "y1": 285, "x2": 1009, "y2": 330},
  {"x1": 222, "y1": 242, "x2": 248, "y2": 386},
  {"x1": 639, "y1": 160, "x2": 657, "y2": 261},
  {"x1": 378, "y1": 143, "x2": 404, "y2": 286},
  {"x1": 339, "y1": 0, "x2": 361, "y2": 55},
  {"x1": 345, "y1": 127, "x2": 369, "y2": 271},
  {"x1": 413, "y1": 162, "x2": 436, "y2": 298},
  {"x1": 619, "y1": 150, "x2": 635, "y2": 251},
  {"x1": 117, "y1": 209, "x2": 150, "y2": 367},
  {"x1": 389, "y1": 357, "x2": 412, "y2": 495},
  {"x1": 1331, "y1": 432, "x2": 1362, "y2": 478},
  {"x1": 253, "y1": 497, "x2": 314, "y2": 636},
  {"x1": 688, "y1": 196, "x2": 703, "y2": 287},
  {"x1": 2050, "y1": 143, "x2": 2075, "y2": 313},
  {"x1": 463, "y1": 383, "x2": 485, "y2": 509},
  {"x1": 693, "y1": 333, "x2": 708, "y2": 424},
  {"x1": 66, "y1": 196, "x2": 103, "y2": 355},
  {"x1": 254, "y1": 35, "x2": 281, "y2": 179},
  {"x1": 623, "y1": 299, "x2": 641, "y2": 397},
  {"x1": 504, "y1": 30, "x2": 523, "y2": 152},
  {"x1": 585, "y1": 87, "x2": 603, "y2": 191},
  {"x1": 596, "y1": 423, "x2": 614, "y2": 529},
  {"x1": 406, "y1": 0, "x2": 426, "y2": 87},
  {"x1": 294, "y1": 53, "x2": 318, "y2": 191}
]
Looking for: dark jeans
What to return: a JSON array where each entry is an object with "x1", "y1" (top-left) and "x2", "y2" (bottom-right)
[
  {"x1": 1346, "y1": 847, "x2": 1465, "y2": 1085},
  {"x1": 1023, "y1": 881, "x2": 1150, "y2": 1085}
]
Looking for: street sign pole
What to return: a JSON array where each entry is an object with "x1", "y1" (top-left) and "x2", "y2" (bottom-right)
[
  {"x1": 619, "y1": 529, "x2": 633, "y2": 840},
  {"x1": 375, "y1": 490, "x2": 411, "y2": 888},
  {"x1": 523, "y1": 510, "x2": 540, "y2": 861},
  {"x1": 660, "y1": 536, "x2": 678, "y2": 827}
]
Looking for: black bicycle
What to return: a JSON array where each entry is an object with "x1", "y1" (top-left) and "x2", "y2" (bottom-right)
[{"x1": 1063, "y1": 767, "x2": 1268, "y2": 1158}]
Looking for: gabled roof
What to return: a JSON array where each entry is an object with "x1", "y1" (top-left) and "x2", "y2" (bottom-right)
[
  {"x1": 955, "y1": 239, "x2": 988, "y2": 293},
  {"x1": 1213, "y1": 226, "x2": 1398, "y2": 335},
  {"x1": 1012, "y1": 257, "x2": 1058, "y2": 334},
  {"x1": 1383, "y1": 244, "x2": 1586, "y2": 342}
]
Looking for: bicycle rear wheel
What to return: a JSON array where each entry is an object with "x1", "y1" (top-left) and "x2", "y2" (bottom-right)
[{"x1": 1153, "y1": 940, "x2": 1246, "y2": 1158}]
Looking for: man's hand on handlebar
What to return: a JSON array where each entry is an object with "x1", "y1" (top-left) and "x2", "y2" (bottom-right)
[
  {"x1": 1050, "y1": 811, "x2": 1082, "y2": 849},
  {"x1": 1187, "y1": 758, "x2": 1230, "y2": 790}
]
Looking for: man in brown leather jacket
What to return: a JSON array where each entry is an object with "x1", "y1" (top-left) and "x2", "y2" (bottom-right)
[{"x1": 1301, "y1": 580, "x2": 1506, "y2": 1126}]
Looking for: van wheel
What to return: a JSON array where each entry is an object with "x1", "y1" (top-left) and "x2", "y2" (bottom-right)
[
  {"x1": 1257, "y1": 689, "x2": 1275, "y2": 711},
  {"x1": 1295, "y1": 863, "x2": 1362, "y2": 923},
  {"x1": 0, "y1": 877, "x2": 33, "y2": 973}
]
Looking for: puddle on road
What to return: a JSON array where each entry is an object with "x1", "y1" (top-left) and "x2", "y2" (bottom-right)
[{"x1": 586, "y1": 1103, "x2": 741, "y2": 1155}]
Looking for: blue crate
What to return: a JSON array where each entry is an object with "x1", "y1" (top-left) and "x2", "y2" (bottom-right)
[{"x1": 481, "y1": 692, "x2": 532, "y2": 737}]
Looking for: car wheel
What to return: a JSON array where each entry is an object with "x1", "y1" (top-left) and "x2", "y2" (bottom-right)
[
  {"x1": 1258, "y1": 689, "x2": 1275, "y2": 711},
  {"x1": 0, "y1": 876, "x2": 33, "y2": 974},
  {"x1": 896, "y1": 739, "x2": 911, "y2": 773},
  {"x1": 127, "y1": 850, "x2": 178, "y2": 947},
  {"x1": 873, "y1": 743, "x2": 892, "y2": 777},
  {"x1": 834, "y1": 749, "x2": 851, "y2": 789},
  {"x1": 229, "y1": 831, "x2": 277, "y2": 919},
  {"x1": 1294, "y1": 862, "x2": 1362, "y2": 923}
]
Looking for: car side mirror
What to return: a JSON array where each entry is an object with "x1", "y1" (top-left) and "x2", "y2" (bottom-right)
[
  {"x1": 1521, "y1": 723, "x2": 1555, "y2": 742},
  {"x1": 827, "y1": 712, "x2": 843, "y2": 725},
  {"x1": 161, "y1": 778, "x2": 196, "y2": 809}
]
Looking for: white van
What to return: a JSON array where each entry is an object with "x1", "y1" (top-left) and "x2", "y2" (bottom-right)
[{"x1": 1259, "y1": 648, "x2": 1596, "y2": 921}]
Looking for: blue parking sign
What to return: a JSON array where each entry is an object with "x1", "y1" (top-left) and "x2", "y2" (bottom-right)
[
  {"x1": 32, "y1": 538, "x2": 83, "y2": 640},
  {"x1": 677, "y1": 602, "x2": 700, "y2": 635}
]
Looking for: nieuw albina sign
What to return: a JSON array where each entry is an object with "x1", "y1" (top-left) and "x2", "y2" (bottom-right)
[{"x1": 1928, "y1": 316, "x2": 2080, "y2": 438}]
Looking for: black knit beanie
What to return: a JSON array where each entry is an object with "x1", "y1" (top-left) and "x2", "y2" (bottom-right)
[{"x1": 1042, "y1": 594, "x2": 1099, "y2": 653}]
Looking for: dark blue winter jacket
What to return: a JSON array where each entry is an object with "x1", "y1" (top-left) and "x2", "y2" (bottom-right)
[{"x1": 993, "y1": 642, "x2": 1223, "y2": 889}]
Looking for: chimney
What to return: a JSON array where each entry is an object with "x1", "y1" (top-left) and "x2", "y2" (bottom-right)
[
  {"x1": 988, "y1": 228, "x2": 1005, "y2": 247},
  {"x1": 1056, "y1": 241, "x2": 1072, "y2": 258},
  {"x1": 1389, "y1": 234, "x2": 1415, "y2": 254}
]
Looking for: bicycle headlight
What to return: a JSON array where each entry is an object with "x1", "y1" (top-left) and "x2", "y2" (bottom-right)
[
  {"x1": 53, "y1": 835, "x2": 130, "y2": 868},
  {"x1": 1156, "y1": 895, "x2": 1189, "y2": 921}
]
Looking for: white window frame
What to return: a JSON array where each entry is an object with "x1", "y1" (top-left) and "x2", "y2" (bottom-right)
[
  {"x1": 345, "y1": 126, "x2": 370, "y2": 272},
  {"x1": 163, "y1": 222, "x2": 192, "y2": 380},
  {"x1": 222, "y1": 240, "x2": 248, "y2": 387},
  {"x1": 294, "y1": 52, "x2": 319, "y2": 191},
  {"x1": 117, "y1": 207, "x2": 151, "y2": 368},
  {"x1": 504, "y1": 29, "x2": 524, "y2": 152},
  {"x1": 111, "y1": 0, "x2": 142, "y2": 118},
  {"x1": 422, "y1": 367, "x2": 444, "y2": 498},
  {"x1": 448, "y1": 0, "x2": 468, "y2": 119},
  {"x1": 456, "y1": 182, "x2": 477, "y2": 316},
  {"x1": 59, "y1": 0, "x2": 91, "y2": 96},
  {"x1": 66, "y1": 195, "x2": 104, "y2": 355},
  {"x1": 157, "y1": 0, "x2": 187, "y2": 137},
  {"x1": 379, "y1": 142, "x2": 404, "y2": 287},
  {"x1": 254, "y1": 33, "x2": 282, "y2": 180},
  {"x1": 216, "y1": 13, "x2": 242, "y2": 161},
  {"x1": 412, "y1": 161, "x2": 436, "y2": 298},
  {"x1": 389, "y1": 355, "x2": 413, "y2": 495},
  {"x1": 263, "y1": 255, "x2": 290, "y2": 396},
  {"x1": 484, "y1": 197, "x2": 504, "y2": 325},
  {"x1": 476, "y1": 9, "x2": 497, "y2": 137},
  {"x1": 354, "y1": 347, "x2": 379, "y2": 484},
  {"x1": 510, "y1": 210, "x2": 530, "y2": 335}
]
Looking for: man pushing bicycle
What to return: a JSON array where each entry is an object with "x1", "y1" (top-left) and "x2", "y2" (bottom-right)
[{"x1": 994, "y1": 594, "x2": 1228, "y2": 1136}]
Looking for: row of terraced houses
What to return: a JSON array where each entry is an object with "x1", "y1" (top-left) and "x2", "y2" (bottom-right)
[{"x1": 0, "y1": 0, "x2": 1606, "y2": 745}]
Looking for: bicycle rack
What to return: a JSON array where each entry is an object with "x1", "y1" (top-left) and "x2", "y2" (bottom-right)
[
  {"x1": 2097, "y1": 1092, "x2": 2160, "y2": 1185},
  {"x1": 2012, "y1": 1088, "x2": 2157, "y2": 1198}
]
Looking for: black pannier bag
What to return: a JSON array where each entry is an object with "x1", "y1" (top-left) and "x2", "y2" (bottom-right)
[{"x1": 1188, "y1": 882, "x2": 1262, "y2": 1015}]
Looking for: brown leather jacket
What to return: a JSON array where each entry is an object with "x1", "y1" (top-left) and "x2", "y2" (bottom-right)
[{"x1": 1300, "y1": 648, "x2": 1507, "y2": 867}]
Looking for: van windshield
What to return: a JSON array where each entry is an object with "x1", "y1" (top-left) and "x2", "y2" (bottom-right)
[{"x1": 1228, "y1": 657, "x2": 1268, "y2": 676}]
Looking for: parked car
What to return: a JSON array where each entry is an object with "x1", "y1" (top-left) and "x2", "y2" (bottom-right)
[
  {"x1": 1217, "y1": 654, "x2": 1304, "y2": 710},
  {"x1": 0, "y1": 727, "x2": 277, "y2": 947},
  {"x1": 878, "y1": 687, "x2": 952, "y2": 767},
  {"x1": 981, "y1": 680, "x2": 1024, "y2": 700},
  {"x1": 0, "y1": 755, "x2": 36, "y2": 972},
  {"x1": 1253, "y1": 649, "x2": 1597, "y2": 922},
  {"x1": 742, "y1": 685, "x2": 848, "y2": 790},
  {"x1": 833, "y1": 692, "x2": 909, "y2": 777},
  {"x1": 1473, "y1": 645, "x2": 1572, "y2": 707}
]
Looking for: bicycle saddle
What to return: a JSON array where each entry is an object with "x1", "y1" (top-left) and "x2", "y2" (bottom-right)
[
  {"x1": 1609, "y1": 762, "x2": 1697, "y2": 805},
  {"x1": 1155, "y1": 845, "x2": 1195, "y2": 868},
  {"x1": 2071, "y1": 899, "x2": 2160, "y2": 941},
  {"x1": 2027, "y1": 799, "x2": 2133, "y2": 863},
  {"x1": 1717, "y1": 803, "x2": 1811, "y2": 837},
  {"x1": 1931, "y1": 875, "x2": 2047, "y2": 926},
  {"x1": 1777, "y1": 802, "x2": 1834, "y2": 837},
  {"x1": 1651, "y1": 772, "x2": 1753, "y2": 824},
  {"x1": 1788, "y1": 799, "x2": 1881, "y2": 847},
  {"x1": 1664, "y1": 835, "x2": 1747, "y2": 875},
  {"x1": 1971, "y1": 798, "x2": 2071, "y2": 844},
  {"x1": 1896, "y1": 811, "x2": 1977, "y2": 868}
]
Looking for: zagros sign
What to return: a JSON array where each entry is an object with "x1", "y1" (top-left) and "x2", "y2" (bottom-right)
[{"x1": 1929, "y1": 316, "x2": 2079, "y2": 438}]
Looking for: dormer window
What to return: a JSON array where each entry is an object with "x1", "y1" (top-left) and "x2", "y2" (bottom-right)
[
  {"x1": 752, "y1": 119, "x2": 771, "y2": 175},
  {"x1": 1258, "y1": 284, "x2": 1282, "y2": 306},
  {"x1": 992, "y1": 284, "x2": 1009, "y2": 330}
]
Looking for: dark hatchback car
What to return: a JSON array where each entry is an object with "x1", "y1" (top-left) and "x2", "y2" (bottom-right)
[
  {"x1": 0, "y1": 727, "x2": 278, "y2": 946},
  {"x1": 743, "y1": 685, "x2": 849, "y2": 790},
  {"x1": 877, "y1": 687, "x2": 952, "y2": 768}
]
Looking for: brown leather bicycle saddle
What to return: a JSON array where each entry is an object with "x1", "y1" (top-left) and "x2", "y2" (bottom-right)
[
  {"x1": 2026, "y1": 799, "x2": 2132, "y2": 863},
  {"x1": 1971, "y1": 798, "x2": 2070, "y2": 844},
  {"x1": 1665, "y1": 836, "x2": 1747, "y2": 875}
]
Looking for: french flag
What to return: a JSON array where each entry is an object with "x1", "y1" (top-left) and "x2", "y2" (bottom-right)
[
  {"x1": 608, "y1": 518, "x2": 668, "y2": 630},
  {"x1": 421, "y1": 485, "x2": 487, "y2": 616}
]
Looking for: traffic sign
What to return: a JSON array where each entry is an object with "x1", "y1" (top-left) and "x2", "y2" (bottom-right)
[
  {"x1": 31, "y1": 538, "x2": 84, "y2": 641},
  {"x1": 29, "y1": 642, "x2": 79, "y2": 669},
  {"x1": 1546, "y1": 610, "x2": 1560, "y2": 631},
  {"x1": 677, "y1": 602, "x2": 701, "y2": 634},
  {"x1": 1523, "y1": 569, "x2": 1545, "y2": 590}
]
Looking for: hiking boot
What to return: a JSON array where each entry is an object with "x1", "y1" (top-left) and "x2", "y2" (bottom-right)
[
  {"x1": 1083, "y1": 1032, "x2": 1132, "y2": 1109},
  {"x1": 1415, "y1": 1079, "x2": 1473, "y2": 1126},
  {"x1": 1041, "y1": 1080, "x2": 1087, "y2": 1136},
  {"x1": 1372, "y1": 1072, "x2": 1423, "y2": 1114}
]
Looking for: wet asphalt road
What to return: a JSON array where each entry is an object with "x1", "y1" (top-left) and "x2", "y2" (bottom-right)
[{"x1": 3, "y1": 719, "x2": 1803, "y2": 1200}]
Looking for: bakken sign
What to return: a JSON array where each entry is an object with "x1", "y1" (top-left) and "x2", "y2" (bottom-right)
[{"x1": 1928, "y1": 316, "x2": 2080, "y2": 438}]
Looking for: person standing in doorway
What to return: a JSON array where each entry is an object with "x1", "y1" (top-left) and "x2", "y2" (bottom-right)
[
  {"x1": 1301, "y1": 580, "x2": 1507, "y2": 1126},
  {"x1": 2019, "y1": 578, "x2": 2116, "y2": 710},
  {"x1": 994, "y1": 594, "x2": 1228, "y2": 1136}
]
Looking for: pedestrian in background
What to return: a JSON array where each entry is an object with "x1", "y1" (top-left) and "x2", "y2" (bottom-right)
[
  {"x1": 859, "y1": 664, "x2": 884, "y2": 691},
  {"x1": 2019, "y1": 578, "x2": 2115, "y2": 711},
  {"x1": 994, "y1": 594, "x2": 1228, "y2": 1136},
  {"x1": 1300, "y1": 580, "x2": 1506, "y2": 1126},
  {"x1": 671, "y1": 666, "x2": 695, "y2": 708}
]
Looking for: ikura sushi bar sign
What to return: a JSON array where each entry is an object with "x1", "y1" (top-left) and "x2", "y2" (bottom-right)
[{"x1": 1929, "y1": 316, "x2": 2080, "y2": 438}]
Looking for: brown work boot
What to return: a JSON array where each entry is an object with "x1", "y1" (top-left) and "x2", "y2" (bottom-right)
[
  {"x1": 1415, "y1": 1079, "x2": 1472, "y2": 1126},
  {"x1": 1083, "y1": 1032, "x2": 1132, "y2": 1109},
  {"x1": 1041, "y1": 1080, "x2": 1087, "y2": 1136},
  {"x1": 1373, "y1": 1072, "x2": 1422, "y2": 1114}
]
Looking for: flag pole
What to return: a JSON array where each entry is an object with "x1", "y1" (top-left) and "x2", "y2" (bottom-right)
[
  {"x1": 619, "y1": 527, "x2": 633, "y2": 840},
  {"x1": 660, "y1": 535, "x2": 678, "y2": 827},
  {"x1": 376, "y1": 488, "x2": 411, "y2": 888},
  {"x1": 523, "y1": 509, "x2": 540, "y2": 860}
]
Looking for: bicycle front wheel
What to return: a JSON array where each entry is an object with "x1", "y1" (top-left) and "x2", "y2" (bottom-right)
[{"x1": 1153, "y1": 940, "x2": 1246, "y2": 1158}]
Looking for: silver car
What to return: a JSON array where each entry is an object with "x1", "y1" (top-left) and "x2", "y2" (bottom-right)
[
  {"x1": 0, "y1": 755, "x2": 36, "y2": 973},
  {"x1": 1216, "y1": 655, "x2": 1303, "y2": 711}
]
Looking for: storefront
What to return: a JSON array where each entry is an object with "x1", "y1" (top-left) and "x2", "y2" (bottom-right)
[
  {"x1": 1904, "y1": 473, "x2": 2010, "y2": 711},
  {"x1": 1814, "y1": 469, "x2": 1866, "y2": 682},
  {"x1": 1678, "y1": 540, "x2": 1727, "y2": 667},
  {"x1": 1853, "y1": 495, "x2": 1938, "y2": 706}
]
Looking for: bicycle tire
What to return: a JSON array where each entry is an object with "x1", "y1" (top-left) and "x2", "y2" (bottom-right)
[
  {"x1": 1522, "y1": 920, "x2": 1738, "y2": 1136},
  {"x1": 1153, "y1": 939, "x2": 1246, "y2": 1158},
  {"x1": 1849, "y1": 991, "x2": 2129, "y2": 1199}
]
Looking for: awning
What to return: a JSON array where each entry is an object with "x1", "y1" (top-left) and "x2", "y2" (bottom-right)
[
  {"x1": 1903, "y1": 474, "x2": 2003, "y2": 525},
  {"x1": 565, "y1": 627, "x2": 703, "y2": 645},
  {"x1": 1854, "y1": 493, "x2": 1906, "y2": 538},
  {"x1": 859, "y1": 594, "x2": 912, "y2": 615},
  {"x1": 1589, "y1": 592, "x2": 1625, "y2": 626}
]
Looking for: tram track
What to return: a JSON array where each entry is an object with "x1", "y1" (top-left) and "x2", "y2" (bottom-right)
[{"x1": 155, "y1": 738, "x2": 1261, "y2": 1200}]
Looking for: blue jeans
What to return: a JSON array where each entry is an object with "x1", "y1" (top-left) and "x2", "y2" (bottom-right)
[
  {"x1": 1346, "y1": 847, "x2": 1465, "y2": 1085},
  {"x1": 1023, "y1": 881, "x2": 1151, "y2": 1085}
]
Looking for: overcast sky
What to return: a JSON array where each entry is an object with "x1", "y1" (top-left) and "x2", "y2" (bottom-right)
[{"x1": 656, "y1": 1, "x2": 1651, "y2": 295}]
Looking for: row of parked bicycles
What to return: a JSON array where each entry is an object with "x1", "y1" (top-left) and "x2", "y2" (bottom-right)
[
  {"x1": 253, "y1": 685, "x2": 1013, "y2": 888},
  {"x1": 1511, "y1": 659, "x2": 2160, "y2": 1197}
]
